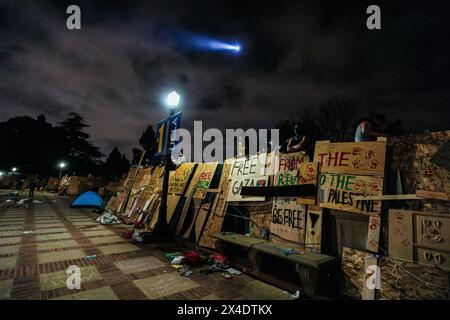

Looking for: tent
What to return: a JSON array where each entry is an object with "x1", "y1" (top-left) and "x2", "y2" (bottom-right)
[{"x1": 71, "y1": 191, "x2": 104, "y2": 208}]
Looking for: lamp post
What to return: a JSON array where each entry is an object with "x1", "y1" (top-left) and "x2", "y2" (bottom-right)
[
  {"x1": 154, "y1": 90, "x2": 180, "y2": 236},
  {"x1": 58, "y1": 162, "x2": 67, "y2": 180}
]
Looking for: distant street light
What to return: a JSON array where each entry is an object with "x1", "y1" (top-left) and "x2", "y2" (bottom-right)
[
  {"x1": 11, "y1": 167, "x2": 17, "y2": 173},
  {"x1": 58, "y1": 162, "x2": 67, "y2": 180}
]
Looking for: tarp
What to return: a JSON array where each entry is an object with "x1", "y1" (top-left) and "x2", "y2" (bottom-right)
[{"x1": 71, "y1": 191, "x2": 104, "y2": 208}]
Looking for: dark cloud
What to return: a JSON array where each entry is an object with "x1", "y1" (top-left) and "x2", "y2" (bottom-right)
[{"x1": 1, "y1": 0, "x2": 449, "y2": 158}]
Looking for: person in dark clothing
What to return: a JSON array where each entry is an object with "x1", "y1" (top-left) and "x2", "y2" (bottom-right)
[
  {"x1": 29, "y1": 180, "x2": 36, "y2": 198},
  {"x1": 286, "y1": 122, "x2": 309, "y2": 153}
]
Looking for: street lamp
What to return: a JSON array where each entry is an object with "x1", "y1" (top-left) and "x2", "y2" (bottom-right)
[
  {"x1": 167, "y1": 90, "x2": 180, "y2": 109},
  {"x1": 58, "y1": 162, "x2": 67, "y2": 180},
  {"x1": 11, "y1": 167, "x2": 17, "y2": 173},
  {"x1": 154, "y1": 90, "x2": 181, "y2": 236}
]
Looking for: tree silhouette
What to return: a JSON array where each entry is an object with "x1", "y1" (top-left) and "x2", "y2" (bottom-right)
[
  {"x1": 139, "y1": 125, "x2": 155, "y2": 164},
  {"x1": 131, "y1": 148, "x2": 143, "y2": 166},
  {"x1": 101, "y1": 147, "x2": 130, "y2": 180}
]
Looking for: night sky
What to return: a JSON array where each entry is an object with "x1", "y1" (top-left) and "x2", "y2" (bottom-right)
[{"x1": 1, "y1": 0, "x2": 449, "y2": 157}]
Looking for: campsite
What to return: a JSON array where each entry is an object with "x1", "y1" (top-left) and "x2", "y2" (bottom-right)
[{"x1": 0, "y1": 1, "x2": 449, "y2": 316}]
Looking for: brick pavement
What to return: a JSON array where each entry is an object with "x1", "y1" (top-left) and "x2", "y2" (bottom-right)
[{"x1": 0, "y1": 191, "x2": 292, "y2": 300}]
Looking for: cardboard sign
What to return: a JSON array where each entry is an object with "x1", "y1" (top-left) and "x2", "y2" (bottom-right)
[
  {"x1": 193, "y1": 162, "x2": 218, "y2": 199},
  {"x1": 318, "y1": 173, "x2": 383, "y2": 214},
  {"x1": 366, "y1": 214, "x2": 381, "y2": 252},
  {"x1": 267, "y1": 151, "x2": 309, "y2": 176},
  {"x1": 228, "y1": 153, "x2": 267, "y2": 179},
  {"x1": 168, "y1": 163, "x2": 195, "y2": 195},
  {"x1": 274, "y1": 162, "x2": 318, "y2": 186},
  {"x1": 270, "y1": 198, "x2": 306, "y2": 244},
  {"x1": 227, "y1": 175, "x2": 269, "y2": 202},
  {"x1": 146, "y1": 166, "x2": 164, "y2": 193},
  {"x1": 305, "y1": 206, "x2": 322, "y2": 253},
  {"x1": 314, "y1": 140, "x2": 386, "y2": 176}
]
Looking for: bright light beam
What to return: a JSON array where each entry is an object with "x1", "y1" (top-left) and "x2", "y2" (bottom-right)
[{"x1": 206, "y1": 40, "x2": 242, "y2": 52}]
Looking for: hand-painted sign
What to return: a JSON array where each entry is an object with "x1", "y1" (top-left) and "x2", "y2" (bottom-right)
[
  {"x1": 155, "y1": 111, "x2": 182, "y2": 157},
  {"x1": 318, "y1": 173, "x2": 383, "y2": 214},
  {"x1": 227, "y1": 153, "x2": 268, "y2": 201},
  {"x1": 270, "y1": 198, "x2": 306, "y2": 244},
  {"x1": 314, "y1": 140, "x2": 386, "y2": 176},
  {"x1": 168, "y1": 163, "x2": 196, "y2": 195},
  {"x1": 146, "y1": 166, "x2": 164, "y2": 193},
  {"x1": 193, "y1": 162, "x2": 218, "y2": 199},
  {"x1": 227, "y1": 175, "x2": 268, "y2": 202},
  {"x1": 228, "y1": 153, "x2": 267, "y2": 179},
  {"x1": 274, "y1": 162, "x2": 318, "y2": 186}
]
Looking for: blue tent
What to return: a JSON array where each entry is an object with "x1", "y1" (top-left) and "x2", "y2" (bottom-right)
[{"x1": 71, "y1": 191, "x2": 104, "y2": 208}]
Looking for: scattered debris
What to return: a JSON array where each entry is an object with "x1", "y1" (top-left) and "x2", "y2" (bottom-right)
[
  {"x1": 17, "y1": 198, "x2": 30, "y2": 205},
  {"x1": 123, "y1": 229, "x2": 133, "y2": 239},
  {"x1": 291, "y1": 290, "x2": 301, "y2": 299},
  {"x1": 171, "y1": 256, "x2": 185, "y2": 265},
  {"x1": 22, "y1": 230, "x2": 35, "y2": 235},
  {"x1": 178, "y1": 265, "x2": 191, "y2": 276},
  {"x1": 164, "y1": 252, "x2": 183, "y2": 260},
  {"x1": 182, "y1": 270, "x2": 193, "y2": 277},
  {"x1": 223, "y1": 273, "x2": 233, "y2": 279},
  {"x1": 85, "y1": 255, "x2": 97, "y2": 261},
  {"x1": 209, "y1": 253, "x2": 229, "y2": 268},
  {"x1": 182, "y1": 250, "x2": 202, "y2": 266},
  {"x1": 96, "y1": 211, "x2": 121, "y2": 225},
  {"x1": 282, "y1": 248, "x2": 295, "y2": 256},
  {"x1": 226, "y1": 268, "x2": 242, "y2": 275}
]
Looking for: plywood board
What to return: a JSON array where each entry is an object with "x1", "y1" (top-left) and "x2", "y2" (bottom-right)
[
  {"x1": 366, "y1": 214, "x2": 381, "y2": 253},
  {"x1": 268, "y1": 151, "x2": 309, "y2": 176},
  {"x1": 197, "y1": 161, "x2": 232, "y2": 248},
  {"x1": 389, "y1": 130, "x2": 450, "y2": 213},
  {"x1": 305, "y1": 206, "x2": 322, "y2": 253},
  {"x1": 361, "y1": 253, "x2": 378, "y2": 300},
  {"x1": 314, "y1": 140, "x2": 386, "y2": 176},
  {"x1": 318, "y1": 173, "x2": 383, "y2": 214},
  {"x1": 168, "y1": 163, "x2": 196, "y2": 195},
  {"x1": 175, "y1": 165, "x2": 204, "y2": 236},
  {"x1": 181, "y1": 199, "x2": 202, "y2": 238},
  {"x1": 388, "y1": 209, "x2": 414, "y2": 261},
  {"x1": 166, "y1": 195, "x2": 181, "y2": 224},
  {"x1": 146, "y1": 166, "x2": 164, "y2": 193},
  {"x1": 270, "y1": 198, "x2": 306, "y2": 245},
  {"x1": 415, "y1": 213, "x2": 450, "y2": 253},
  {"x1": 194, "y1": 197, "x2": 216, "y2": 243},
  {"x1": 193, "y1": 162, "x2": 218, "y2": 199}
]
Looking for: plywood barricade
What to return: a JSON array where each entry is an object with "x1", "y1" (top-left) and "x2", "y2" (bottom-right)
[
  {"x1": 176, "y1": 162, "x2": 224, "y2": 242},
  {"x1": 198, "y1": 160, "x2": 233, "y2": 248},
  {"x1": 388, "y1": 209, "x2": 450, "y2": 270},
  {"x1": 122, "y1": 166, "x2": 165, "y2": 226},
  {"x1": 269, "y1": 198, "x2": 306, "y2": 247},
  {"x1": 314, "y1": 138, "x2": 387, "y2": 300}
]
